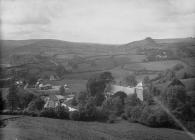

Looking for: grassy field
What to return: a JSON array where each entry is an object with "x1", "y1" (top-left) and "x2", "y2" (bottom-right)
[
  {"x1": 124, "y1": 60, "x2": 188, "y2": 71},
  {"x1": 0, "y1": 116, "x2": 194, "y2": 140}
]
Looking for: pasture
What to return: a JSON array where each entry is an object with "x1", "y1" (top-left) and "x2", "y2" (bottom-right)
[
  {"x1": 0, "y1": 116, "x2": 194, "y2": 140},
  {"x1": 124, "y1": 60, "x2": 188, "y2": 71}
]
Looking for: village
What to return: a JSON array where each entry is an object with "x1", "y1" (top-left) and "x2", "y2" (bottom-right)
[{"x1": 13, "y1": 75, "x2": 144, "y2": 113}]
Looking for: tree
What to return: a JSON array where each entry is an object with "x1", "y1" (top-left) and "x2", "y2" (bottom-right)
[
  {"x1": 59, "y1": 85, "x2": 65, "y2": 96},
  {"x1": 165, "y1": 69, "x2": 176, "y2": 81},
  {"x1": 102, "y1": 96, "x2": 124, "y2": 116},
  {"x1": 113, "y1": 91, "x2": 127, "y2": 105},
  {"x1": 173, "y1": 63, "x2": 184, "y2": 71},
  {"x1": 143, "y1": 76, "x2": 150, "y2": 84},
  {"x1": 55, "y1": 106, "x2": 69, "y2": 119},
  {"x1": 143, "y1": 88, "x2": 155, "y2": 105},
  {"x1": 69, "y1": 111, "x2": 80, "y2": 120},
  {"x1": 0, "y1": 91, "x2": 5, "y2": 112},
  {"x1": 27, "y1": 97, "x2": 45, "y2": 111},
  {"x1": 18, "y1": 90, "x2": 36, "y2": 109},
  {"x1": 125, "y1": 75, "x2": 137, "y2": 87},
  {"x1": 7, "y1": 84, "x2": 19, "y2": 111},
  {"x1": 77, "y1": 91, "x2": 88, "y2": 105},
  {"x1": 112, "y1": 96, "x2": 124, "y2": 116},
  {"x1": 56, "y1": 65, "x2": 68, "y2": 77},
  {"x1": 71, "y1": 96, "x2": 78, "y2": 106},
  {"x1": 84, "y1": 97, "x2": 97, "y2": 119},
  {"x1": 86, "y1": 72, "x2": 114, "y2": 106},
  {"x1": 125, "y1": 93, "x2": 141, "y2": 107},
  {"x1": 125, "y1": 93, "x2": 141, "y2": 118},
  {"x1": 27, "y1": 75, "x2": 38, "y2": 86},
  {"x1": 99, "y1": 71, "x2": 114, "y2": 82},
  {"x1": 78, "y1": 97, "x2": 97, "y2": 121}
]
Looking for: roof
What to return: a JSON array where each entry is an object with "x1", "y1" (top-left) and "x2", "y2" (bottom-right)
[
  {"x1": 55, "y1": 95, "x2": 65, "y2": 100},
  {"x1": 168, "y1": 79, "x2": 185, "y2": 87},
  {"x1": 49, "y1": 95, "x2": 65, "y2": 101},
  {"x1": 109, "y1": 85, "x2": 135, "y2": 95}
]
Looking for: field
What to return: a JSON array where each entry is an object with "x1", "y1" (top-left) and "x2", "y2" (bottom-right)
[
  {"x1": 124, "y1": 60, "x2": 188, "y2": 71},
  {"x1": 0, "y1": 116, "x2": 194, "y2": 140},
  {"x1": 1, "y1": 38, "x2": 195, "y2": 84}
]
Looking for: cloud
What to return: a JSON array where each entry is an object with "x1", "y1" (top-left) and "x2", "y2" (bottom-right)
[
  {"x1": 1, "y1": 0, "x2": 195, "y2": 43},
  {"x1": 1, "y1": 0, "x2": 52, "y2": 25}
]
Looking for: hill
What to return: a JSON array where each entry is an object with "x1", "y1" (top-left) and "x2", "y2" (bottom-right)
[
  {"x1": 123, "y1": 37, "x2": 159, "y2": 49},
  {"x1": 0, "y1": 37, "x2": 195, "y2": 83},
  {"x1": 0, "y1": 116, "x2": 194, "y2": 140}
]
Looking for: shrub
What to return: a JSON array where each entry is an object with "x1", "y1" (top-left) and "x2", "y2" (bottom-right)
[
  {"x1": 55, "y1": 106, "x2": 69, "y2": 119},
  {"x1": 0, "y1": 91, "x2": 5, "y2": 112},
  {"x1": 27, "y1": 97, "x2": 45, "y2": 111},
  {"x1": 138, "y1": 105, "x2": 174, "y2": 128},
  {"x1": 69, "y1": 111, "x2": 80, "y2": 121},
  {"x1": 108, "y1": 114, "x2": 116, "y2": 123},
  {"x1": 40, "y1": 108, "x2": 57, "y2": 118},
  {"x1": 71, "y1": 96, "x2": 78, "y2": 106},
  {"x1": 95, "y1": 107, "x2": 108, "y2": 121},
  {"x1": 18, "y1": 91, "x2": 36, "y2": 109},
  {"x1": 173, "y1": 64, "x2": 184, "y2": 71},
  {"x1": 129, "y1": 106, "x2": 143, "y2": 122},
  {"x1": 121, "y1": 113, "x2": 127, "y2": 120},
  {"x1": 0, "y1": 120, "x2": 6, "y2": 128},
  {"x1": 7, "y1": 84, "x2": 19, "y2": 111},
  {"x1": 2, "y1": 109, "x2": 12, "y2": 115}
]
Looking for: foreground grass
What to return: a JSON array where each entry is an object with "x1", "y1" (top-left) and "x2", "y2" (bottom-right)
[{"x1": 0, "y1": 116, "x2": 194, "y2": 140}]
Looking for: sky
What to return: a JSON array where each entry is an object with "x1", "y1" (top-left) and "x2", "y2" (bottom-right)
[{"x1": 1, "y1": 0, "x2": 195, "y2": 44}]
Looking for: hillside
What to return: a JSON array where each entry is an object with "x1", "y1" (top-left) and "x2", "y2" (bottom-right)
[
  {"x1": 0, "y1": 116, "x2": 194, "y2": 140},
  {"x1": 0, "y1": 37, "x2": 195, "y2": 83}
]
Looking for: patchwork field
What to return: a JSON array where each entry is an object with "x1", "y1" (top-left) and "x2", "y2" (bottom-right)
[
  {"x1": 124, "y1": 60, "x2": 187, "y2": 71},
  {"x1": 0, "y1": 116, "x2": 194, "y2": 140}
]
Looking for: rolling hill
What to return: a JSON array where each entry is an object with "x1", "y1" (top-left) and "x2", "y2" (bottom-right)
[{"x1": 0, "y1": 37, "x2": 195, "y2": 82}]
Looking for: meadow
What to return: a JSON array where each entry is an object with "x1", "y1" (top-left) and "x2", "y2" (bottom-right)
[{"x1": 0, "y1": 116, "x2": 194, "y2": 140}]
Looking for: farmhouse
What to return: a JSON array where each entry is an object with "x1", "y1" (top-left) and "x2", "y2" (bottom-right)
[
  {"x1": 39, "y1": 84, "x2": 52, "y2": 90},
  {"x1": 44, "y1": 95, "x2": 77, "y2": 111},
  {"x1": 106, "y1": 82, "x2": 144, "y2": 101}
]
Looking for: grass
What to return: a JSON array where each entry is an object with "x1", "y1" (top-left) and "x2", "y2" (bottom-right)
[{"x1": 0, "y1": 116, "x2": 194, "y2": 140}]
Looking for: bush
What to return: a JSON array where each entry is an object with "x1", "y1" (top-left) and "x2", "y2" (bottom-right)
[
  {"x1": 40, "y1": 106, "x2": 69, "y2": 119},
  {"x1": 2, "y1": 109, "x2": 12, "y2": 115},
  {"x1": 173, "y1": 64, "x2": 184, "y2": 71},
  {"x1": 69, "y1": 111, "x2": 80, "y2": 121},
  {"x1": 108, "y1": 114, "x2": 116, "y2": 123},
  {"x1": 121, "y1": 113, "x2": 127, "y2": 120},
  {"x1": 18, "y1": 92, "x2": 36, "y2": 109},
  {"x1": 0, "y1": 120, "x2": 6, "y2": 128},
  {"x1": 27, "y1": 97, "x2": 45, "y2": 111},
  {"x1": 138, "y1": 105, "x2": 174, "y2": 128},
  {"x1": 94, "y1": 107, "x2": 108, "y2": 121},
  {"x1": 129, "y1": 106, "x2": 143, "y2": 122},
  {"x1": 55, "y1": 106, "x2": 69, "y2": 119},
  {"x1": 40, "y1": 108, "x2": 57, "y2": 118},
  {"x1": 23, "y1": 109, "x2": 39, "y2": 116},
  {"x1": 71, "y1": 96, "x2": 78, "y2": 106}
]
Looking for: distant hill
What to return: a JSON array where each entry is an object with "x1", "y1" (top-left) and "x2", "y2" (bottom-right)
[
  {"x1": 123, "y1": 37, "x2": 159, "y2": 49},
  {"x1": 1, "y1": 37, "x2": 195, "y2": 81},
  {"x1": 154, "y1": 37, "x2": 195, "y2": 44},
  {"x1": 1, "y1": 37, "x2": 195, "y2": 58}
]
